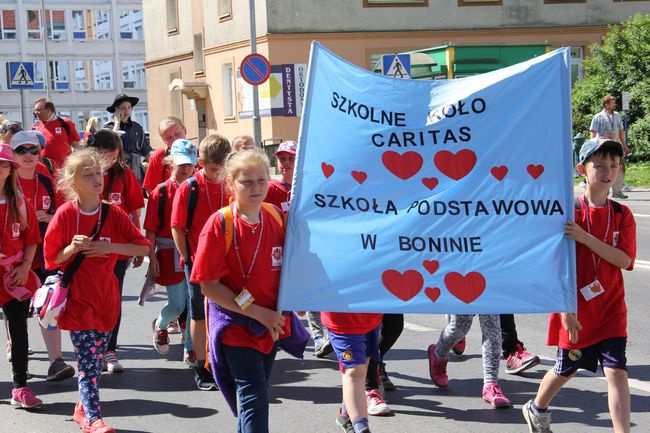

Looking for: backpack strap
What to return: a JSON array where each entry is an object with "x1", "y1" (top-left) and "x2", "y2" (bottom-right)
[
  {"x1": 37, "y1": 173, "x2": 56, "y2": 214},
  {"x1": 157, "y1": 182, "x2": 167, "y2": 232},
  {"x1": 60, "y1": 202, "x2": 110, "y2": 289},
  {"x1": 56, "y1": 116, "x2": 71, "y2": 137},
  {"x1": 218, "y1": 202, "x2": 284, "y2": 255},
  {"x1": 185, "y1": 177, "x2": 199, "y2": 231},
  {"x1": 41, "y1": 158, "x2": 55, "y2": 177}
]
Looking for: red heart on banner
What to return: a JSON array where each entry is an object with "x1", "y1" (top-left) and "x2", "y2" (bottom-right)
[
  {"x1": 382, "y1": 151, "x2": 423, "y2": 180},
  {"x1": 490, "y1": 166, "x2": 508, "y2": 181},
  {"x1": 527, "y1": 164, "x2": 544, "y2": 179},
  {"x1": 444, "y1": 271, "x2": 486, "y2": 304},
  {"x1": 423, "y1": 260, "x2": 439, "y2": 275},
  {"x1": 351, "y1": 170, "x2": 367, "y2": 184},
  {"x1": 425, "y1": 287, "x2": 441, "y2": 303},
  {"x1": 321, "y1": 162, "x2": 334, "y2": 178},
  {"x1": 434, "y1": 149, "x2": 477, "y2": 180},
  {"x1": 421, "y1": 177, "x2": 439, "y2": 191},
  {"x1": 381, "y1": 269, "x2": 424, "y2": 302}
]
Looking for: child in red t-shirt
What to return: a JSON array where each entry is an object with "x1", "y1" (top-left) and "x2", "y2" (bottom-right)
[
  {"x1": 11, "y1": 131, "x2": 75, "y2": 383},
  {"x1": 143, "y1": 116, "x2": 187, "y2": 194},
  {"x1": 171, "y1": 134, "x2": 231, "y2": 391},
  {"x1": 523, "y1": 138, "x2": 636, "y2": 433},
  {"x1": 86, "y1": 129, "x2": 145, "y2": 373},
  {"x1": 144, "y1": 139, "x2": 197, "y2": 360},
  {"x1": 191, "y1": 149, "x2": 307, "y2": 432},
  {"x1": 44, "y1": 148, "x2": 150, "y2": 432},
  {"x1": 0, "y1": 143, "x2": 42, "y2": 409},
  {"x1": 321, "y1": 311, "x2": 383, "y2": 433}
]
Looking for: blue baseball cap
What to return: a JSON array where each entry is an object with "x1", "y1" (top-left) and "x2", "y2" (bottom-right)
[
  {"x1": 170, "y1": 139, "x2": 198, "y2": 166},
  {"x1": 33, "y1": 130, "x2": 46, "y2": 147},
  {"x1": 579, "y1": 137, "x2": 623, "y2": 164},
  {"x1": 10, "y1": 131, "x2": 40, "y2": 149}
]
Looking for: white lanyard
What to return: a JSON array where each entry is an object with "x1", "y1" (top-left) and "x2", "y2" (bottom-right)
[
  {"x1": 582, "y1": 196, "x2": 611, "y2": 279},
  {"x1": 233, "y1": 204, "x2": 264, "y2": 285},
  {"x1": 604, "y1": 111, "x2": 616, "y2": 130},
  {"x1": 75, "y1": 200, "x2": 102, "y2": 237},
  {"x1": 17, "y1": 176, "x2": 39, "y2": 210}
]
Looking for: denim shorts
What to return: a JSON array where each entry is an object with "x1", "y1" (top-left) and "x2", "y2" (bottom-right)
[
  {"x1": 183, "y1": 261, "x2": 205, "y2": 321},
  {"x1": 553, "y1": 337, "x2": 627, "y2": 377}
]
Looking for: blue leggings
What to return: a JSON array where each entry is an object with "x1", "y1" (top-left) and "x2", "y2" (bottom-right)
[
  {"x1": 70, "y1": 330, "x2": 111, "y2": 423},
  {"x1": 156, "y1": 280, "x2": 193, "y2": 351}
]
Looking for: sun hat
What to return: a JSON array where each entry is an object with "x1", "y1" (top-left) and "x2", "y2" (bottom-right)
[{"x1": 0, "y1": 143, "x2": 20, "y2": 169}]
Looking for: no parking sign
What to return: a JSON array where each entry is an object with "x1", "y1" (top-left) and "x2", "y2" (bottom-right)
[{"x1": 240, "y1": 54, "x2": 271, "y2": 86}]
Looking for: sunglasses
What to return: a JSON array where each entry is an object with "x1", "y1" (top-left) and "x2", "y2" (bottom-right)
[
  {"x1": 0, "y1": 123, "x2": 22, "y2": 135},
  {"x1": 14, "y1": 146, "x2": 41, "y2": 156}
]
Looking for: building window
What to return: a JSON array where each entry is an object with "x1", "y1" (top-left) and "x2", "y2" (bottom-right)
[
  {"x1": 170, "y1": 70, "x2": 183, "y2": 120},
  {"x1": 32, "y1": 61, "x2": 69, "y2": 91},
  {"x1": 119, "y1": 10, "x2": 144, "y2": 40},
  {"x1": 75, "y1": 60, "x2": 114, "y2": 91},
  {"x1": 46, "y1": 10, "x2": 66, "y2": 40},
  {"x1": 570, "y1": 46, "x2": 584, "y2": 86},
  {"x1": 166, "y1": 0, "x2": 178, "y2": 35},
  {"x1": 72, "y1": 10, "x2": 111, "y2": 40},
  {"x1": 218, "y1": 0, "x2": 232, "y2": 21},
  {"x1": 0, "y1": 10, "x2": 16, "y2": 40},
  {"x1": 222, "y1": 63, "x2": 235, "y2": 118},
  {"x1": 26, "y1": 10, "x2": 41, "y2": 39},
  {"x1": 131, "y1": 110, "x2": 149, "y2": 132},
  {"x1": 363, "y1": 0, "x2": 428, "y2": 6},
  {"x1": 193, "y1": 32, "x2": 204, "y2": 76},
  {"x1": 121, "y1": 60, "x2": 146, "y2": 89},
  {"x1": 458, "y1": 0, "x2": 502, "y2": 5}
]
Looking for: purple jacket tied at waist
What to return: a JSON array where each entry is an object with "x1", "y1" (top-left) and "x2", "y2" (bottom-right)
[{"x1": 206, "y1": 301, "x2": 310, "y2": 415}]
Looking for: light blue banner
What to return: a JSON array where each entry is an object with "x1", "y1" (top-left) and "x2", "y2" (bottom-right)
[{"x1": 278, "y1": 42, "x2": 576, "y2": 314}]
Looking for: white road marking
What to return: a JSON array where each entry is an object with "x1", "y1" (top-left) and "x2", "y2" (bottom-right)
[
  {"x1": 635, "y1": 259, "x2": 650, "y2": 270},
  {"x1": 404, "y1": 321, "x2": 650, "y2": 393},
  {"x1": 632, "y1": 213, "x2": 650, "y2": 218}
]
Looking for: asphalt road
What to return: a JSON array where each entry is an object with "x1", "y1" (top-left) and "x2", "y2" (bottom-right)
[{"x1": 1, "y1": 188, "x2": 648, "y2": 433}]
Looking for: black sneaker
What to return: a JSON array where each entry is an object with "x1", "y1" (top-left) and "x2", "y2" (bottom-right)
[
  {"x1": 336, "y1": 411, "x2": 355, "y2": 433},
  {"x1": 46, "y1": 357, "x2": 75, "y2": 381},
  {"x1": 378, "y1": 363, "x2": 395, "y2": 391},
  {"x1": 194, "y1": 367, "x2": 217, "y2": 391}
]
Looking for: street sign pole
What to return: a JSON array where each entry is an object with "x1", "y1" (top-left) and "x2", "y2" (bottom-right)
[
  {"x1": 248, "y1": 0, "x2": 261, "y2": 147},
  {"x1": 20, "y1": 89, "x2": 27, "y2": 127},
  {"x1": 41, "y1": 0, "x2": 50, "y2": 99}
]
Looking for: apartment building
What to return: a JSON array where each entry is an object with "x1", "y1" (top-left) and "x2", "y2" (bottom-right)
[
  {"x1": 143, "y1": 0, "x2": 650, "y2": 148},
  {"x1": 0, "y1": 0, "x2": 147, "y2": 133}
]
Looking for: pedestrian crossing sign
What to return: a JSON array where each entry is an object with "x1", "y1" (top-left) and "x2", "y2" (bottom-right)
[
  {"x1": 382, "y1": 54, "x2": 411, "y2": 79},
  {"x1": 8, "y1": 62, "x2": 35, "y2": 89}
]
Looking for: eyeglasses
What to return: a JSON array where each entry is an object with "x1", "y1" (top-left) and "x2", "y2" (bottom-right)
[
  {"x1": 14, "y1": 146, "x2": 41, "y2": 156},
  {"x1": 33, "y1": 107, "x2": 47, "y2": 113}
]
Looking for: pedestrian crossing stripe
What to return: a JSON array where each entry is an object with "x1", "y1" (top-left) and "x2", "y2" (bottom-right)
[
  {"x1": 385, "y1": 56, "x2": 410, "y2": 79},
  {"x1": 11, "y1": 63, "x2": 34, "y2": 86}
]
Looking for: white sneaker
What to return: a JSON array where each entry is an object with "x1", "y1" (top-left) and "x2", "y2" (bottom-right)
[
  {"x1": 103, "y1": 351, "x2": 124, "y2": 373},
  {"x1": 366, "y1": 389, "x2": 391, "y2": 416},
  {"x1": 622, "y1": 184, "x2": 633, "y2": 192}
]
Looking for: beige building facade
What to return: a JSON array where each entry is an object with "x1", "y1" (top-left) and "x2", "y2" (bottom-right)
[{"x1": 143, "y1": 0, "x2": 650, "y2": 150}]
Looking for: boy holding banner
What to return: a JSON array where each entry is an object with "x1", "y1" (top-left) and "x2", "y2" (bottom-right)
[{"x1": 523, "y1": 138, "x2": 636, "y2": 433}]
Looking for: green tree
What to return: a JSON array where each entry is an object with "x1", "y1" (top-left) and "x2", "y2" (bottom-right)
[{"x1": 572, "y1": 13, "x2": 650, "y2": 162}]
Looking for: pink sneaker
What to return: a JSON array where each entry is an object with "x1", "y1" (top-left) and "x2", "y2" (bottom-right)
[
  {"x1": 82, "y1": 418, "x2": 116, "y2": 433},
  {"x1": 482, "y1": 382, "x2": 510, "y2": 408},
  {"x1": 427, "y1": 344, "x2": 448, "y2": 388},
  {"x1": 73, "y1": 400, "x2": 86, "y2": 425},
  {"x1": 504, "y1": 343, "x2": 540, "y2": 375},
  {"x1": 452, "y1": 337, "x2": 466, "y2": 355},
  {"x1": 10, "y1": 386, "x2": 42, "y2": 409}
]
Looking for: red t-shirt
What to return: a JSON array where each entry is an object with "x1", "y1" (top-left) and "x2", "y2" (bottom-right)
[
  {"x1": 547, "y1": 200, "x2": 636, "y2": 349},
  {"x1": 17, "y1": 174, "x2": 64, "y2": 270},
  {"x1": 190, "y1": 203, "x2": 290, "y2": 354},
  {"x1": 321, "y1": 312, "x2": 383, "y2": 335},
  {"x1": 171, "y1": 171, "x2": 230, "y2": 260},
  {"x1": 143, "y1": 147, "x2": 172, "y2": 192},
  {"x1": 103, "y1": 168, "x2": 145, "y2": 227},
  {"x1": 265, "y1": 179, "x2": 291, "y2": 214},
  {"x1": 44, "y1": 201, "x2": 150, "y2": 332},
  {"x1": 34, "y1": 116, "x2": 80, "y2": 168},
  {"x1": 143, "y1": 179, "x2": 184, "y2": 286},
  {"x1": 0, "y1": 199, "x2": 41, "y2": 306}
]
